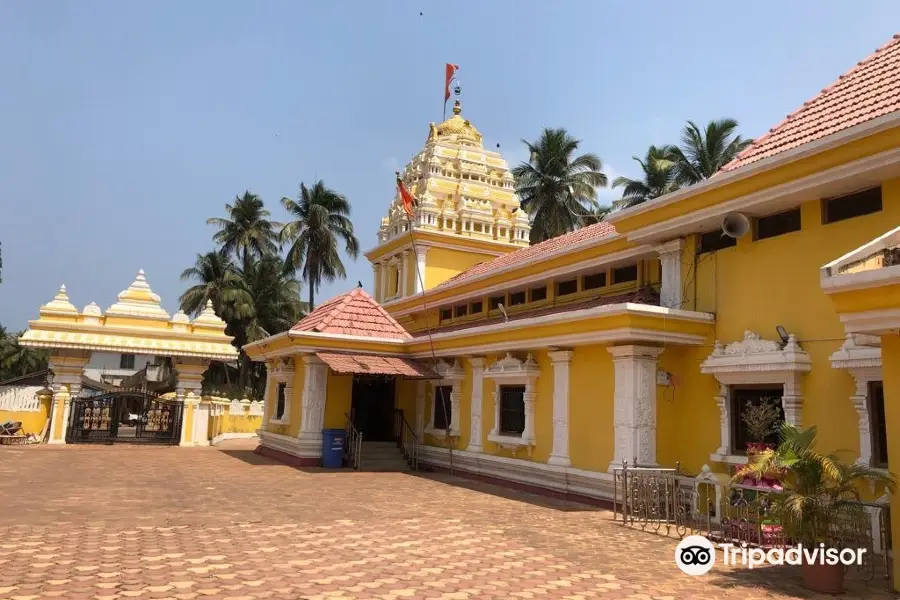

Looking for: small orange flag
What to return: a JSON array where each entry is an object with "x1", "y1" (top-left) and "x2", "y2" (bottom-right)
[
  {"x1": 396, "y1": 173, "x2": 417, "y2": 217},
  {"x1": 444, "y1": 63, "x2": 459, "y2": 103}
]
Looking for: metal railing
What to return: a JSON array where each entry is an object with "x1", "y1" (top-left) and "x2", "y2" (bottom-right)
[
  {"x1": 393, "y1": 409, "x2": 419, "y2": 471},
  {"x1": 344, "y1": 413, "x2": 363, "y2": 471},
  {"x1": 612, "y1": 460, "x2": 892, "y2": 587}
]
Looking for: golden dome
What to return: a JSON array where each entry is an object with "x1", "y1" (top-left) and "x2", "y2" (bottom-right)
[{"x1": 428, "y1": 100, "x2": 483, "y2": 145}]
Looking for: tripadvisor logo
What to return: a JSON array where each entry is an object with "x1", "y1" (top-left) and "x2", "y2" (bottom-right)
[{"x1": 675, "y1": 535, "x2": 866, "y2": 575}]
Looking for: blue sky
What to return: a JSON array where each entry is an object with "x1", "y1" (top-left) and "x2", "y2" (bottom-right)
[{"x1": 1, "y1": 1, "x2": 898, "y2": 330}]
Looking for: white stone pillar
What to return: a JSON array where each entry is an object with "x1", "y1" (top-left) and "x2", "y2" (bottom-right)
[
  {"x1": 782, "y1": 373, "x2": 803, "y2": 427},
  {"x1": 260, "y1": 362, "x2": 274, "y2": 432},
  {"x1": 713, "y1": 382, "x2": 730, "y2": 456},
  {"x1": 467, "y1": 358, "x2": 486, "y2": 452},
  {"x1": 47, "y1": 385, "x2": 69, "y2": 445},
  {"x1": 414, "y1": 246, "x2": 429, "y2": 294},
  {"x1": 299, "y1": 355, "x2": 328, "y2": 441},
  {"x1": 178, "y1": 390, "x2": 190, "y2": 446},
  {"x1": 548, "y1": 350, "x2": 573, "y2": 466},
  {"x1": 399, "y1": 250, "x2": 409, "y2": 297},
  {"x1": 655, "y1": 238, "x2": 684, "y2": 309},
  {"x1": 607, "y1": 345, "x2": 664, "y2": 470},
  {"x1": 850, "y1": 374, "x2": 872, "y2": 466}
]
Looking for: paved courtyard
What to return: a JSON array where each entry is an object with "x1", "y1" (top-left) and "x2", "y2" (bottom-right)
[{"x1": 0, "y1": 442, "x2": 895, "y2": 600}]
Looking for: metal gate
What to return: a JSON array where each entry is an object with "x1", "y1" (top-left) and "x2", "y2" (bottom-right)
[{"x1": 66, "y1": 390, "x2": 183, "y2": 445}]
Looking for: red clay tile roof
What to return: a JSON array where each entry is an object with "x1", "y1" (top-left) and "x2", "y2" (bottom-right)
[
  {"x1": 291, "y1": 287, "x2": 411, "y2": 340},
  {"x1": 433, "y1": 221, "x2": 618, "y2": 289},
  {"x1": 413, "y1": 287, "x2": 659, "y2": 337},
  {"x1": 721, "y1": 34, "x2": 900, "y2": 173},
  {"x1": 316, "y1": 352, "x2": 438, "y2": 378}
]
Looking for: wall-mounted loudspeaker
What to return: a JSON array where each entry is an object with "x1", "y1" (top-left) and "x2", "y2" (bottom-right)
[{"x1": 721, "y1": 212, "x2": 751, "y2": 239}]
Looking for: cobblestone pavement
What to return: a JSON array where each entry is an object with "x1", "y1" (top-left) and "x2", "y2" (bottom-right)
[{"x1": 0, "y1": 442, "x2": 895, "y2": 600}]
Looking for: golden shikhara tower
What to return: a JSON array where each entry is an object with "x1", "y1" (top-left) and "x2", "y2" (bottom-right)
[
  {"x1": 378, "y1": 100, "x2": 530, "y2": 248},
  {"x1": 368, "y1": 100, "x2": 530, "y2": 304}
]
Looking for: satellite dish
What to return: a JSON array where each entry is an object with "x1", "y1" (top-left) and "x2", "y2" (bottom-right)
[{"x1": 721, "y1": 212, "x2": 750, "y2": 239}]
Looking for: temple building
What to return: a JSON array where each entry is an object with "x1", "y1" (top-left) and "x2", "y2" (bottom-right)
[{"x1": 252, "y1": 35, "x2": 900, "y2": 586}]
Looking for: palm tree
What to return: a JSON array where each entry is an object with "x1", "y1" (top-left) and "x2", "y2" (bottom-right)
[
  {"x1": 668, "y1": 119, "x2": 752, "y2": 185},
  {"x1": 207, "y1": 192, "x2": 280, "y2": 270},
  {"x1": 236, "y1": 256, "x2": 306, "y2": 344},
  {"x1": 612, "y1": 145, "x2": 679, "y2": 209},
  {"x1": 512, "y1": 128, "x2": 608, "y2": 244},
  {"x1": 0, "y1": 328, "x2": 48, "y2": 380},
  {"x1": 178, "y1": 250, "x2": 253, "y2": 321},
  {"x1": 281, "y1": 181, "x2": 360, "y2": 309}
]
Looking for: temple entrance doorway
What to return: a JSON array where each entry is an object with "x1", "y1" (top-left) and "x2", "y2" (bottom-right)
[{"x1": 350, "y1": 375, "x2": 395, "y2": 441}]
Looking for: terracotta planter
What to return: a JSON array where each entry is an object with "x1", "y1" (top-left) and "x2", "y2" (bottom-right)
[
  {"x1": 802, "y1": 560, "x2": 844, "y2": 594},
  {"x1": 746, "y1": 442, "x2": 774, "y2": 455}
]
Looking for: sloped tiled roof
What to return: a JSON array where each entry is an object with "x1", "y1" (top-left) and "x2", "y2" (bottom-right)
[
  {"x1": 291, "y1": 287, "x2": 411, "y2": 340},
  {"x1": 316, "y1": 352, "x2": 439, "y2": 378},
  {"x1": 413, "y1": 287, "x2": 659, "y2": 337},
  {"x1": 721, "y1": 34, "x2": 900, "y2": 173},
  {"x1": 434, "y1": 221, "x2": 617, "y2": 289}
]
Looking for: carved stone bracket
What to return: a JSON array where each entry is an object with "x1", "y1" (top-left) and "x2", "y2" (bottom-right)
[{"x1": 830, "y1": 333, "x2": 882, "y2": 466}]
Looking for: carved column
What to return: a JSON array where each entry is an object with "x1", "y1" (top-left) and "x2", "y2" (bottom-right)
[
  {"x1": 713, "y1": 382, "x2": 730, "y2": 456},
  {"x1": 414, "y1": 246, "x2": 429, "y2": 294},
  {"x1": 850, "y1": 373, "x2": 872, "y2": 466},
  {"x1": 467, "y1": 358, "x2": 486, "y2": 453},
  {"x1": 299, "y1": 355, "x2": 328, "y2": 441},
  {"x1": 175, "y1": 357, "x2": 208, "y2": 447},
  {"x1": 379, "y1": 261, "x2": 388, "y2": 302},
  {"x1": 548, "y1": 350, "x2": 574, "y2": 466},
  {"x1": 523, "y1": 380, "x2": 537, "y2": 446},
  {"x1": 782, "y1": 373, "x2": 804, "y2": 427},
  {"x1": 608, "y1": 345, "x2": 664, "y2": 470},
  {"x1": 655, "y1": 238, "x2": 685, "y2": 309},
  {"x1": 260, "y1": 362, "x2": 274, "y2": 432}
]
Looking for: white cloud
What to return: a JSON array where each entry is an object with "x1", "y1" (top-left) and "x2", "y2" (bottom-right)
[{"x1": 597, "y1": 163, "x2": 623, "y2": 207}]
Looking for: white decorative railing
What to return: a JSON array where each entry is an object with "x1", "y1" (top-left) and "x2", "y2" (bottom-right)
[{"x1": 0, "y1": 385, "x2": 44, "y2": 412}]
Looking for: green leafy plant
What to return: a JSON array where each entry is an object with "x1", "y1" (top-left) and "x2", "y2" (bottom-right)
[
  {"x1": 742, "y1": 397, "x2": 782, "y2": 443},
  {"x1": 733, "y1": 424, "x2": 896, "y2": 546}
]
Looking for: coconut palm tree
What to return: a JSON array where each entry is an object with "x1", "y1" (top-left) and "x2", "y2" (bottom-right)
[
  {"x1": 281, "y1": 181, "x2": 360, "y2": 310},
  {"x1": 612, "y1": 145, "x2": 679, "y2": 209},
  {"x1": 207, "y1": 192, "x2": 280, "y2": 270},
  {"x1": 512, "y1": 128, "x2": 608, "y2": 244},
  {"x1": 178, "y1": 251, "x2": 252, "y2": 320},
  {"x1": 668, "y1": 119, "x2": 752, "y2": 185},
  {"x1": 0, "y1": 328, "x2": 48, "y2": 380}
]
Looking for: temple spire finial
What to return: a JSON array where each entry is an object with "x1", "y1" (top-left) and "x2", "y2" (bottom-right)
[{"x1": 452, "y1": 99, "x2": 461, "y2": 115}]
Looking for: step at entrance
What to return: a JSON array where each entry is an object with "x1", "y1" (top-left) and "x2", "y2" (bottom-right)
[{"x1": 359, "y1": 441, "x2": 410, "y2": 472}]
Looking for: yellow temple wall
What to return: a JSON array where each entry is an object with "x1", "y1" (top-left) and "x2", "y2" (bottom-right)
[
  {"x1": 0, "y1": 395, "x2": 52, "y2": 439},
  {"x1": 424, "y1": 246, "x2": 498, "y2": 290},
  {"x1": 324, "y1": 371, "x2": 353, "y2": 429},
  {"x1": 568, "y1": 344, "x2": 615, "y2": 472}
]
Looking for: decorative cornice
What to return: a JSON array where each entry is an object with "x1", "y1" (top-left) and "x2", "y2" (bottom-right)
[
  {"x1": 484, "y1": 353, "x2": 540, "y2": 379},
  {"x1": 829, "y1": 333, "x2": 882, "y2": 370},
  {"x1": 701, "y1": 330, "x2": 811, "y2": 375}
]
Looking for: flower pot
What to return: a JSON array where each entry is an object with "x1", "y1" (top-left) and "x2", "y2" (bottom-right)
[
  {"x1": 746, "y1": 442, "x2": 774, "y2": 455},
  {"x1": 802, "y1": 560, "x2": 844, "y2": 594}
]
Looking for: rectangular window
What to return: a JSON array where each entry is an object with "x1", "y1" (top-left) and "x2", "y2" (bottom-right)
[
  {"x1": 433, "y1": 385, "x2": 453, "y2": 430},
  {"x1": 755, "y1": 208, "x2": 801, "y2": 241},
  {"x1": 871, "y1": 381, "x2": 888, "y2": 467},
  {"x1": 454, "y1": 304, "x2": 468, "y2": 318},
  {"x1": 499, "y1": 385, "x2": 526, "y2": 435},
  {"x1": 119, "y1": 354, "x2": 136, "y2": 370},
  {"x1": 439, "y1": 308, "x2": 453, "y2": 321},
  {"x1": 275, "y1": 383, "x2": 287, "y2": 420},
  {"x1": 731, "y1": 387, "x2": 785, "y2": 453},
  {"x1": 557, "y1": 279, "x2": 578, "y2": 296},
  {"x1": 698, "y1": 230, "x2": 736, "y2": 254},
  {"x1": 489, "y1": 295, "x2": 504, "y2": 310},
  {"x1": 823, "y1": 186, "x2": 882, "y2": 224},
  {"x1": 612, "y1": 265, "x2": 638, "y2": 284},
  {"x1": 529, "y1": 286, "x2": 547, "y2": 302},
  {"x1": 508, "y1": 291, "x2": 526, "y2": 306},
  {"x1": 583, "y1": 272, "x2": 607, "y2": 290},
  {"x1": 470, "y1": 301, "x2": 483, "y2": 314}
]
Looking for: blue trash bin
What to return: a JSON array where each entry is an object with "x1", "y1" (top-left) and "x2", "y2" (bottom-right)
[{"x1": 321, "y1": 428, "x2": 346, "y2": 468}]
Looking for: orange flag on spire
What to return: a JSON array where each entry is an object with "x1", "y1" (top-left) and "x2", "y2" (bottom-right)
[
  {"x1": 444, "y1": 63, "x2": 459, "y2": 104},
  {"x1": 396, "y1": 173, "x2": 417, "y2": 217}
]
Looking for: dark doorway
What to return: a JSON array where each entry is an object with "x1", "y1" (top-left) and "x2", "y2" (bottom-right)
[{"x1": 351, "y1": 375, "x2": 396, "y2": 441}]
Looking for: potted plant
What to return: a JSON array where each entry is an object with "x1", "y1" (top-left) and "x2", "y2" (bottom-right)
[
  {"x1": 742, "y1": 397, "x2": 781, "y2": 455},
  {"x1": 733, "y1": 424, "x2": 896, "y2": 594}
]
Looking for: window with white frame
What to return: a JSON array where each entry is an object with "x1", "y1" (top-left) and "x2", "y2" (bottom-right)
[
  {"x1": 484, "y1": 353, "x2": 540, "y2": 451},
  {"x1": 730, "y1": 386, "x2": 785, "y2": 454},
  {"x1": 425, "y1": 360, "x2": 464, "y2": 437}
]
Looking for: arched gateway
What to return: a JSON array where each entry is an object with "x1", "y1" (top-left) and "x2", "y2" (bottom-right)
[{"x1": 19, "y1": 270, "x2": 238, "y2": 444}]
